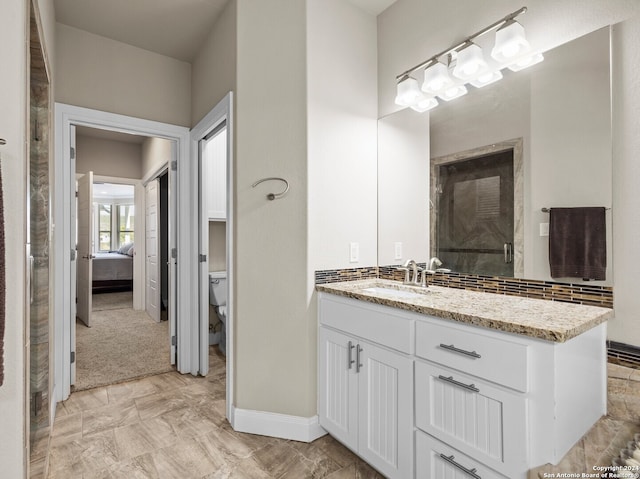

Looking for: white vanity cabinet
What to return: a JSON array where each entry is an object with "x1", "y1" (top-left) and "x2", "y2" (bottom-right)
[
  {"x1": 318, "y1": 295, "x2": 414, "y2": 479},
  {"x1": 317, "y1": 287, "x2": 608, "y2": 479}
]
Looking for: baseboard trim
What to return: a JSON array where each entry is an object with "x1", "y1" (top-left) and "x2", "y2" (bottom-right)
[{"x1": 231, "y1": 406, "x2": 327, "y2": 443}]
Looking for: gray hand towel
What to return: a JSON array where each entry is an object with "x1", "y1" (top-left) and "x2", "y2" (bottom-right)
[{"x1": 549, "y1": 207, "x2": 606, "y2": 280}]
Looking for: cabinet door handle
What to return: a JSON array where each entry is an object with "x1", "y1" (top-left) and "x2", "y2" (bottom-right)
[
  {"x1": 439, "y1": 343, "x2": 481, "y2": 359},
  {"x1": 439, "y1": 454, "x2": 482, "y2": 479},
  {"x1": 438, "y1": 375, "x2": 480, "y2": 393},
  {"x1": 347, "y1": 341, "x2": 355, "y2": 369},
  {"x1": 355, "y1": 344, "x2": 363, "y2": 373}
]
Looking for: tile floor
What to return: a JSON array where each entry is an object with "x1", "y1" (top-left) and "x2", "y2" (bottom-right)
[
  {"x1": 45, "y1": 347, "x2": 640, "y2": 479},
  {"x1": 45, "y1": 347, "x2": 384, "y2": 479}
]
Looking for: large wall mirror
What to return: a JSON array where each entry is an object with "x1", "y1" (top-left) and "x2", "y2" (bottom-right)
[{"x1": 378, "y1": 26, "x2": 612, "y2": 285}]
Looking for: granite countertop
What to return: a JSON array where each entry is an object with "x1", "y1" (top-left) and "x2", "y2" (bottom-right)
[{"x1": 316, "y1": 279, "x2": 613, "y2": 343}]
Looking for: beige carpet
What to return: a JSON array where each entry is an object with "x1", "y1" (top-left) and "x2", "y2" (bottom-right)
[
  {"x1": 75, "y1": 301, "x2": 172, "y2": 391},
  {"x1": 92, "y1": 291, "x2": 133, "y2": 311}
]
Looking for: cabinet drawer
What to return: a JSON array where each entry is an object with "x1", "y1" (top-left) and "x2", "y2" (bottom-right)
[
  {"x1": 416, "y1": 430, "x2": 510, "y2": 479},
  {"x1": 415, "y1": 319, "x2": 528, "y2": 392},
  {"x1": 319, "y1": 295, "x2": 414, "y2": 354},
  {"x1": 415, "y1": 361, "x2": 528, "y2": 477}
]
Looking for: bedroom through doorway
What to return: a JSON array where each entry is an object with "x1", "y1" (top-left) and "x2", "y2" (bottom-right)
[{"x1": 73, "y1": 126, "x2": 173, "y2": 391}]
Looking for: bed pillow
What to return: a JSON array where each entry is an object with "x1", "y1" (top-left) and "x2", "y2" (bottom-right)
[
  {"x1": 126, "y1": 245, "x2": 135, "y2": 257},
  {"x1": 118, "y1": 242, "x2": 133, "y2": 254}
]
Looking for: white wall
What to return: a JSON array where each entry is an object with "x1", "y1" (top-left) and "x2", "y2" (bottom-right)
[
  {"x1": 377, "y1": 108, "x2": 429, "y2": 266},
  {"x1": 234, "y1": 0, "x2": 312, "y2": 417},
  {"x1": 0, "y1": 0, "x2": 28, "y2": 477},
  {"x1": 529, "y1": 29, "x2": 611, "y2": 282},
  {"x1": 141, "y1": 137, "x2": 172, "y2": 181},
  {"x1": 307, "y1": 0, "x2": 378, "y2": 272},
  {"x1": 378, "y1": 0, "x2": 640, "y2": 117},
  {"x1": 610, "y1": 13, "x2": 640, "y2": 345},
  {"x1": 191, "y1": 0, "x2": 237, "y2": 127},
  {"x1": 76, "y1": 135, "x2": 142, "y2": 179},
  {"x1": 55, "y1": 23, "x2": 192, "y2": 127}
]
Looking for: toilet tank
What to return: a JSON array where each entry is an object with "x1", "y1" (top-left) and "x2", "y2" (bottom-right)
[{"x1": 209, "y1": 270, "x2": 227, "y2": 306}]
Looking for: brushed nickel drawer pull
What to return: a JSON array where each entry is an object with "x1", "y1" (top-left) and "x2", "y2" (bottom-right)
[
  {"x1": 356, "y1": 344, "x2": 363, "y2": 373},
  {"x1": 439, "y1": 454, "x2": 482, "y2": 479},
  {"x1": 347, "y1": 341, "x2": 355, "y2": 369},
  {"x1": 438, "y1": 375, "x2": 480, "y2": 393},
  {"x1": 439, "y1": 343, "x2": 481, "y2": 359}
]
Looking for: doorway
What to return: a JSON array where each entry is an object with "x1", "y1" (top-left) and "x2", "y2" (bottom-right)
[{"x1": 54, "y1": 103, "x2": 200, "y2": 404}]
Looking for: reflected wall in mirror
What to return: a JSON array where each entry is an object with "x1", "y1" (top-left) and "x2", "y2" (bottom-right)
[{"x1": 378, "y1": 26, "x2": 612, "y2": 285}]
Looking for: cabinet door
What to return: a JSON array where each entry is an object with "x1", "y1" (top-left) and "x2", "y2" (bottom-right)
[
  {"x1": 415, "y1": 361, "x2": 527, "y2": 477},
  {"x1": 318, "y1": 327, "x2": 359, "y2": 451},
  {"x1": 204, "y1": 128, "x2": 227, "y2": 221},
  {"x1": 358, "y1": 341, "x2": 413, "y2": 479}
]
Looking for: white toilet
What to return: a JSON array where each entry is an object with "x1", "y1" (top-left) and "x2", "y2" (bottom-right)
[{"x1": 209, "y1": 271, "x2": 227, "y2": 355}]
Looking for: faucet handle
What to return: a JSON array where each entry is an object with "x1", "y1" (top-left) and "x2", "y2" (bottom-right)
[
  {"x1": 396, "y1": 265, "x2": 410, "y2": 283},
  {"x1": 420, "y1": 268, "x2": 429, "y2": 288}
]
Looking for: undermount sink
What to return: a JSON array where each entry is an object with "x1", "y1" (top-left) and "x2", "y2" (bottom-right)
[{"x1": 361, "y1": 286, "x2": 428, "y2": 299}]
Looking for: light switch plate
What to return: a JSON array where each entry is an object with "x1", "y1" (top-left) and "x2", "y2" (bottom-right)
[
  {"x1": 394, "y1": 242, "x2": 403, "y2": 260},
  {"x1": 540, "y1": 222, "x2": 549, "y2": 236},
  {"x1": 349, "y1": 242, "x2": 359, "y2": 263}
]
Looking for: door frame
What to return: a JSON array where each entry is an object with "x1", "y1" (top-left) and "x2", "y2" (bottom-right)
[
  {"x1": 190, "y1": 92, "x2": 235, "y2": 423},
  {"x1": 54, "y1": 103, "x2": 197, "y2": 403}
]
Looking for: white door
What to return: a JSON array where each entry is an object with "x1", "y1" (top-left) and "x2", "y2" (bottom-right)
[
  {"x1": 318, "y1": 327, "x2": 359, "y2": 450},
  {"x1": 69, "y1": 125, "x2": 77, "y2": 385},
  {"x1": 146, "y1": 180, "x2": 160, "y2": 322},
  {"x1": 76, "y1": 171, "x2": 94, "y2": 328},
  {"x1": 358, "y1": 340, "x2": 413, "y2": 479}
]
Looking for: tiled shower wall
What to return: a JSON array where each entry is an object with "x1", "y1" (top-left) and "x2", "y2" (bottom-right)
[{"x1": 29, "y1": 10, "x2": 51, "y2": 477}]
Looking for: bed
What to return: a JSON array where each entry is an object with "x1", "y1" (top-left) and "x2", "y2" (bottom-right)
[{"x1": 92, "y1": 243, "x2": 134, "y2": 292}]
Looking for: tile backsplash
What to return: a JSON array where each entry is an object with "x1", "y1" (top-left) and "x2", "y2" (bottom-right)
[{"x1": 315, "y1": 265, "x2": 613, "y2": 309}]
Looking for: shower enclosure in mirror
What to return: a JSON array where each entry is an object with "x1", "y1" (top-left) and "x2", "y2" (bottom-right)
[{"x1": 434, "y1": 149, "x2": 515, "y2": 277}]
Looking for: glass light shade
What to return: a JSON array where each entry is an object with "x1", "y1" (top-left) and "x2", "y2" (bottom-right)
[
  {"x1": 470, "y1": 70, "x2": 503, "y2": 88},
  {"x1": 452, "y1": 43, "x2": 488, "y2": 80},
  {"x1": 507, "y1": 52, "x2": 544, "y2": 72},
  {"x1": 394, "y1": 77, "x2": 422, "y2": 106},
  {"x1": 491, "y1": 21, "x2": 530, "y2": 62},
  {"x1": 410, "y1": 95, "x2": 438, "y2": 113},
  {"x1": 422, "y1": 62, "x2": 454, "y2": 94},
  {"x1": 437, "y1": 85, "x2": 468, "y2": 102}
]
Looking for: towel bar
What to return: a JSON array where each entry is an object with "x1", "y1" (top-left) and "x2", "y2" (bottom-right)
[{"x1": 541, "y1": 207, "x2": 611, "y2": 213}]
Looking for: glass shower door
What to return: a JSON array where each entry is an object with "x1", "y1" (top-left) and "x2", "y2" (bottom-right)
[{"x1": 436, "y1": 150, "x2": 514, "y2": 277}]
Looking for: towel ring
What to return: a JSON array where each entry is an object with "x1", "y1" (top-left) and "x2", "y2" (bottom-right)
[{"x1": 252, "y1": 177, "x2": 289, "y2": 201}]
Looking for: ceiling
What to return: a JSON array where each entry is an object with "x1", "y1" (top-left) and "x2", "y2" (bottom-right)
[
  {"x1": 54, "y1": 0, "x2": 398, "y2": 62},
  {"x1": 54, "y1": 0, "x2": 230, "y2": 62},
  {"x1": 93, "y1": 183, "x2": 135, "y2": 200}
]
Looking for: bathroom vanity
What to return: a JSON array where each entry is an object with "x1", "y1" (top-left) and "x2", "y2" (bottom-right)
[{"x1": 316, "y1": 279, "x2": 613, "y2": 479}]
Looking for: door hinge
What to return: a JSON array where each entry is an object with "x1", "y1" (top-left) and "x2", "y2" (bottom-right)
[
  {"x1": 199, "y1": 254, "x2": 207, "y2": 263},
  {"x1": 70, "y1": 147, "x2": 75, "y2": 160},
  {"x1": 70, "y1": 351, "x2": 76, "y2": 364},
  {"x1": 171, "y1": 248, "x2": 177, "y2": 259},
  {"x1": 70, "y1": 249, "x2": 76, "y2": 261},
  {"x1": 171, "y1": 160, "x2": 177, "y2": 171},
  {"x1": 171, "y1": 336, "x2": 176, "y2": 346}
]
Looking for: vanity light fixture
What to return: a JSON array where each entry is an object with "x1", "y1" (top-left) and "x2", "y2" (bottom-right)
[
  {"x1": 422, "y1": 61, "x2": 454, "y2": 95},
  {"x1": 394, "y1": 75, "x2": 423, "y2": 106},
  {"x1": 491, "y1": 20, "x2": 530, "y2": 62},
  {"x1": 452, "y1": 43, "x2": 489, "y2": 81},
  {"x1": 395, "y1": 6, "x2": 542, "y2": 112}
]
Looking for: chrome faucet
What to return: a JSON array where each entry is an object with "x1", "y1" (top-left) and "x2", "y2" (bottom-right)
[
  {"x1": 428, "y1": 256, "x2": 443, "y2": 272},
  {"x1": 398, "y1": 259, "x2": 427, "y2": 287}
]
